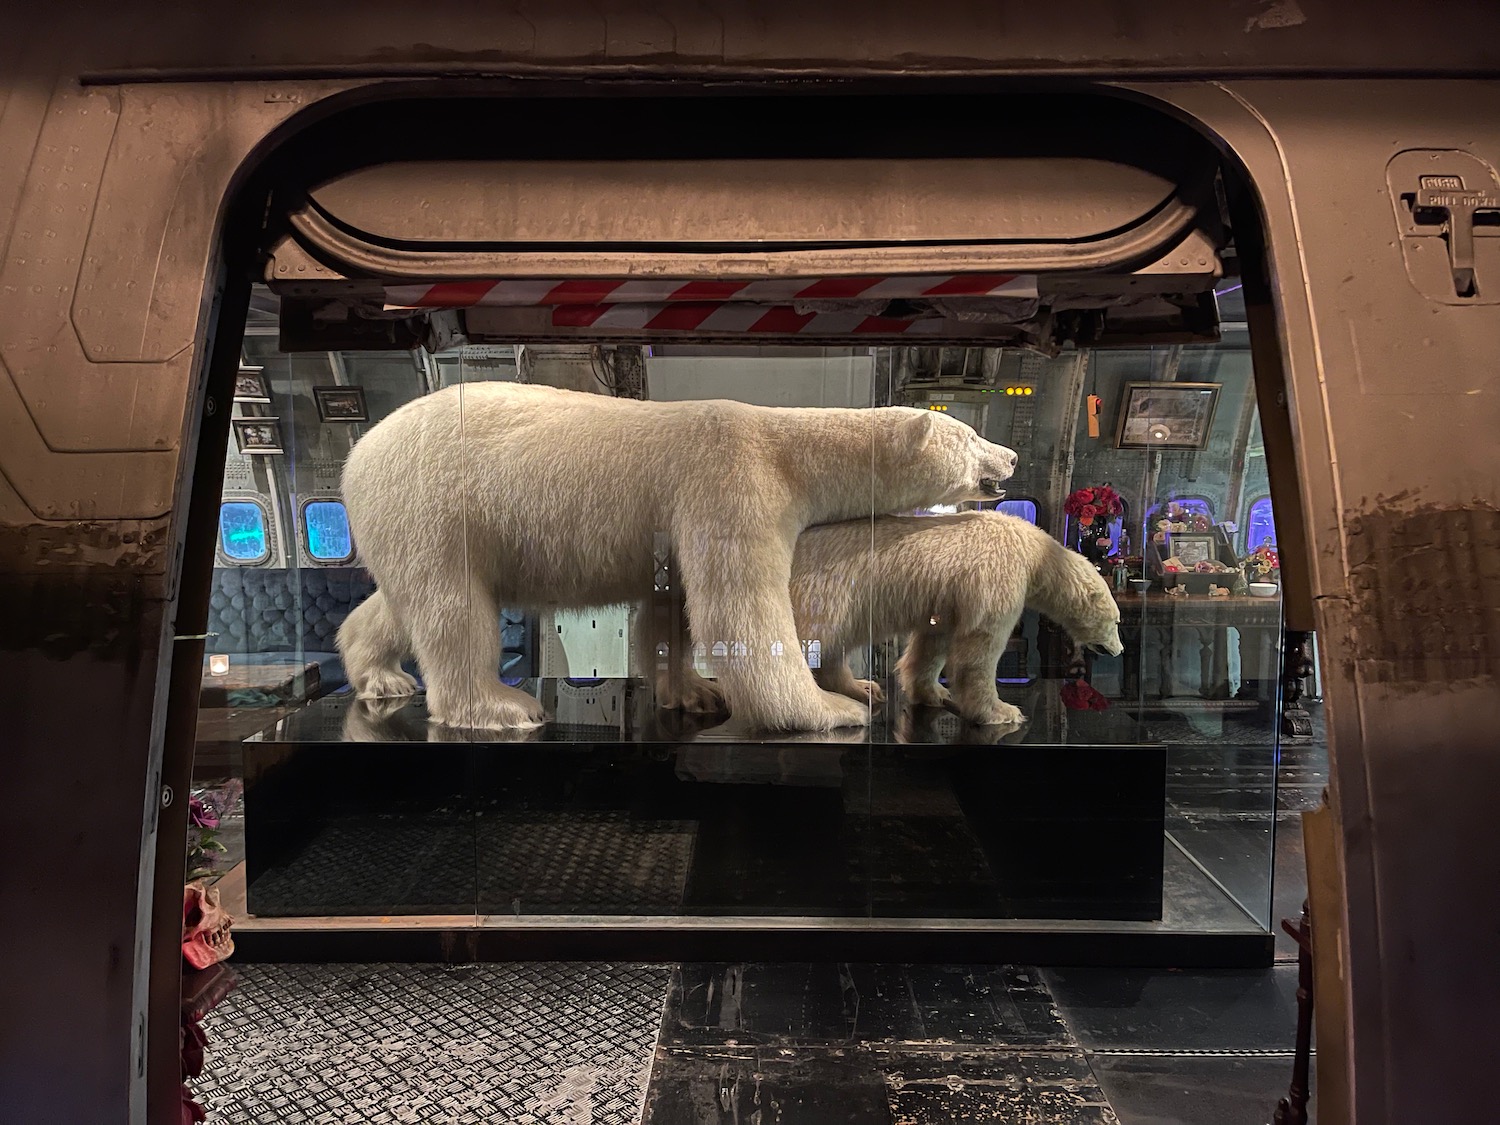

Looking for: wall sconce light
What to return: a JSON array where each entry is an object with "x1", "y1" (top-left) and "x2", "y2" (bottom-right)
[{"x1": 208, "y1": 654, "x2": 230, "y2": 676}]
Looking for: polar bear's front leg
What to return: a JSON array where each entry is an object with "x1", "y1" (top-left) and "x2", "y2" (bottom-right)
[
  {"x1": 896, "y1": 630, "x2": 952, "y2": 708},
  {"x1": 677, "y1": 523, "x2": 868, "y2": 732},
  {"x1": 946, "y1": 626, "x2": 1026, "y2": 727},
  {"x1": 408, "y1": 582, "x2": 546, "y2": 731}
]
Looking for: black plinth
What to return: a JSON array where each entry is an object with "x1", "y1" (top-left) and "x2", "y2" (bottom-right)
[{"x1": 239, "y1": 684, "x2": 1166, "y2": 924}]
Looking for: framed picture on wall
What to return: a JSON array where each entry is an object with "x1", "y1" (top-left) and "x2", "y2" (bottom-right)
[
  {"x1": 1114, "y1": 381, "x2": 1222, "y2": 450},
  {"x1": 1164, "y1": 531, "x2": 1218, "y2": 569},
  {"x1": 231, "y1": 418, "x2": 284, "y2": 455},
  {"x1": 313, "y1": 385, "x2": 368, "y2": 423},
  {"x1": 232, "y1": 365, "x2": 271, "y2": 404}
]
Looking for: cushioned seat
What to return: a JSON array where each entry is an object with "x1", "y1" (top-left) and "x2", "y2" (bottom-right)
[{"x1": 205, "y1": 567, "x2": 532, "y2": 699}]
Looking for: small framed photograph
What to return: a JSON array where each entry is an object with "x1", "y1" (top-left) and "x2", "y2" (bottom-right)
[
  {"x1": 1115, "y1": 381, "x2": 1222, "y2": 451},
  {"x1": 1165, "y1": 532, "x2": 1219, "y2": 569},
  {"x1": 232, "y1": 365, "x2": 271, "y2": 404},
  {"x1": 232, "y1": 418, "x2": 284, "y2": 455},
  {"x1": 313, "y1": 385, "x2": 368, "y2": 423}
]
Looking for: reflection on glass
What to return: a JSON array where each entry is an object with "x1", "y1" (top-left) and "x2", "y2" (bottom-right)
[{"x1": 189, "y1": 301, "x2": 1308, "y2": 950}]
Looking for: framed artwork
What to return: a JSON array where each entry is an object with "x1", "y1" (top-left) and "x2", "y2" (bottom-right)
[
  {"x1": 232, "y1": 418, "x2": 284, "y2": 455},
  {"x1": 232, "y1": 365, "x2": 271, "y2": 404},
  {"x1": 1165, "y1": 532, "x2": 1218, "y2": 569},
  {"x1": 313, "y1": 385, "x2": 369, "y2": 423},
  {"x1": 1114, "y1": 381, "x2": 1222, "y2": 450}
]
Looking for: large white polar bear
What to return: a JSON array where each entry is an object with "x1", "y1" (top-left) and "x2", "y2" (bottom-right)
[
  {"x1": 338, "y1": 382, "x2": 1018, "y2": 732},
  {"x1": 788, "y1": 511, "x2": 1125, "y2": 725}
]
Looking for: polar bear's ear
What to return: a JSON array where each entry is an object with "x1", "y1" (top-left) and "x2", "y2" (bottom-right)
[{"x1": 899, "y1": 410, "x2": 939, "y2": 452}]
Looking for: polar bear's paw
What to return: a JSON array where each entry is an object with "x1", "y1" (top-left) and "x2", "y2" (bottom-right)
[
  {"x1": 907, "y1": 681, "x2": 952, "y2": 708},
  {"x1": 966, "y1": 699, "x2": 1027, "y2": 727},
  {"x1": 355, "y1": 668, "x2": 419, "y2": 700},
  {"x1": 429, "y1": 685, "x2": 546, "y2": 732},
  {"x1": 656, "y1": 671, "x2": 728, "y2": 715},
  {"x1": 853, "y1": 679, "x2": 886, "y2": 706},
  {"x1": 797, "y1": 690, "x2": 872, "y2": 732}
]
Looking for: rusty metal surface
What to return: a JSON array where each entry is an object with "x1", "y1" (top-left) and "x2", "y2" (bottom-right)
[
  {"x1": 17, "y1": 1, "x2": 1500, "y2": 81},
  {"x1": 1135, "y1": 78, "x2": 1500, "y2": 1125},
  {"x1": 0, "y1": 14, "x2": 1498, "y2": 1124}
]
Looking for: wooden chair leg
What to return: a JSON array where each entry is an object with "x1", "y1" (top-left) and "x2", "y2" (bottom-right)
[{"x1": 1274, "y1": 898, "x2": 1314, "y2": 1125}]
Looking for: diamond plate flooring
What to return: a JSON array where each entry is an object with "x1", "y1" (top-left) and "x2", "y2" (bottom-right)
[{"x1": 196, "y1": 962, "x2": 670, "y2": 1124}]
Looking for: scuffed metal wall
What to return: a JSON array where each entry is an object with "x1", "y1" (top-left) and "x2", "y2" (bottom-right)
[{"x1": 1, "y1": 6, "x2": 1498, "y2": 1123}]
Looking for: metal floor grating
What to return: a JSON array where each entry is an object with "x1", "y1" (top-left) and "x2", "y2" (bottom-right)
[{"x1": 195, "y1": 962, "x2": 671, "y2": 1124}]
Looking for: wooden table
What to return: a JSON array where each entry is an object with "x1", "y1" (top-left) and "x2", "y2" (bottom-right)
[
  {"x1": 1112, "y1": 588, "x2": 1283, "y2": 703},
  {"x1": 199, "y1": 660, "x2": 321, "y2": 709}
]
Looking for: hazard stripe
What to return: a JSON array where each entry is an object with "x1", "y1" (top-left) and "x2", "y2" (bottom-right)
[
  {"x1": 550, "y1": 304, "x2": 612, "y2": 327},
  {"x1": 696, "y1": 303, "x2": 774, "y2": 332},
  {"x1": 669, "y1": 280, "x2": 752, "y2": 301},
  {"x1": 398, "y1": 280, "x2": 498, "y2": 307},
  {"x1": 922, "y1": 273, "x2": 1018, "y2": 296},
  {"x1": 747, "y1": 306, "x2": 819, "y2": 333},
  {"x1": 542, "y1": 279, "x2": 627, "y2": 305},
  {"x1": 644, "y1": 302, "x2": 722, "y2": 331}
]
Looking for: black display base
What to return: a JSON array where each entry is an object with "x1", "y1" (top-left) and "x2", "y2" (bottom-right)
[{"x1": 242, "y1": 740, "x2": 1167, "y2": 923}]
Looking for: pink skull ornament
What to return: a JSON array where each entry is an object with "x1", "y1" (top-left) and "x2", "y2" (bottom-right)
[{"x1": 182, "y1": 882, "x2": 234, "y2": 969}]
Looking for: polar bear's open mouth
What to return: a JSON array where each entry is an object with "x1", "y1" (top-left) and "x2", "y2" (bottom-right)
[{"x1": 979, "y1": 478, "x2": 1007, "y2": 498}]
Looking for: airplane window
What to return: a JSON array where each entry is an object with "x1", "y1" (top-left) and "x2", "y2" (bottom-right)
[
  {"x1": 995, "y1": 498, "x2": 1039, "y2": 524},
  {"x1": 218, "y1": 501, "x2": 269, "y2": 564},
  {"x1": 303, "y1": 500, "x2": 355, "y2": 562},
  {"x1": 1245, "y1": 495, "x2": 1277, "y2": 552}
]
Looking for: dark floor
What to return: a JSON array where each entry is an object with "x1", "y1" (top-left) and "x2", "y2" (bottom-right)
[
  {"x1": 198, "y1": 959, "x2": 1308, "y2": 1124},
  {"x1": 194, "y1": 702, "x2": 1326, "y2": 1122}
]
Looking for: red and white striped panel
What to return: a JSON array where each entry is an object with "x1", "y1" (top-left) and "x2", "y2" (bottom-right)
[
  {"x1": 548, "y1": 302, "x2": 959, "y2": 335},
  {"x1": 384, "y1": 273, "x2": 1038, "y2": 310}
]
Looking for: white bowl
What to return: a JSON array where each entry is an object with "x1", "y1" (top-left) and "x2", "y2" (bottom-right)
[
  {"x1": 1247, "y1": 582, "x2": 1279, "y2": 598},
  {"x1": 1129, "y1": 579, "x2": 1151, "y2": 593}
]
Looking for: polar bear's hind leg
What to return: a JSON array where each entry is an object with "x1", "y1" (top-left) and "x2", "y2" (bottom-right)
[
  {"x1": 409, "y1": 579, "x2": 546, "y2": 731},
  {"x1": 339, "y1": 590, "x2": 419, "y2": 700}
]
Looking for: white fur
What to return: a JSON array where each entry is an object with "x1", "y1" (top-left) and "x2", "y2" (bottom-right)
[
  {"x1": 788, "y1": 511, "x2": 1125, "y2": 725},
  {"x1": 338, "y1": 382, "x2": 1017, "y2": 732}
]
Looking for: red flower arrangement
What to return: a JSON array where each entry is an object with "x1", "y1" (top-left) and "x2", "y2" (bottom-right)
[{"x1": 1064, "y1": 485, "x2": 1125, "y2": 528}]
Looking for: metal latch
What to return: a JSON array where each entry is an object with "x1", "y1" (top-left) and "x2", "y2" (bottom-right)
[
  {"x1": 1388, "y1": 151, "x2": 1500, "y2": 304},
  {"x1": 1410, "y1": 175, "x2": 1500, "y2": 297}
]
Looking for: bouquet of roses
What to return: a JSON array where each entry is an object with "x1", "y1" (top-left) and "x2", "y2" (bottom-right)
[{"x1": 1064, "y1": 485, "x2": 1124, "y2": 528}]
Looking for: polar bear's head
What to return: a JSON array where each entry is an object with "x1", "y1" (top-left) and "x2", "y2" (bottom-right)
[
  {"x1": 1062, "y1": 555, "x2": 1126, "y2": 658},
  {"x1": 891, "y1": 409, "x2": 1018, "y2": 504}
]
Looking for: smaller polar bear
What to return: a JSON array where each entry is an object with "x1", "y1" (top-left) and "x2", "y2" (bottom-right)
[{"x1": 789, "y1": 511, "x2": 1125, "y2": 726}]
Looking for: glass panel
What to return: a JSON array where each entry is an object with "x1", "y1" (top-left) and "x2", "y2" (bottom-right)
[
  {"x1": 195, "y1": 285, "x2": 1283, "y2": 947},
  {"x1": 303, "y1": 499, "x2": 354, "y2": 562},
  {"x1": 218, "y1": 501, "x2": 268, "y2": 563}
]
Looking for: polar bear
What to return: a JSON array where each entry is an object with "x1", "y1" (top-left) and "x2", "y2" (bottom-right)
[
  {"x1": 788, "y1": 511, "x2": 1125, "y2": 725},
  {"x1": 338, "y1": 382, "x2": 1018, "y2": 732}
]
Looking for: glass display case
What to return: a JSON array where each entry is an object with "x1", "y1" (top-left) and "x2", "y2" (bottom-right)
[{"x1": 191, "y1": 283, "x2": 1288, "y2": 963}]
